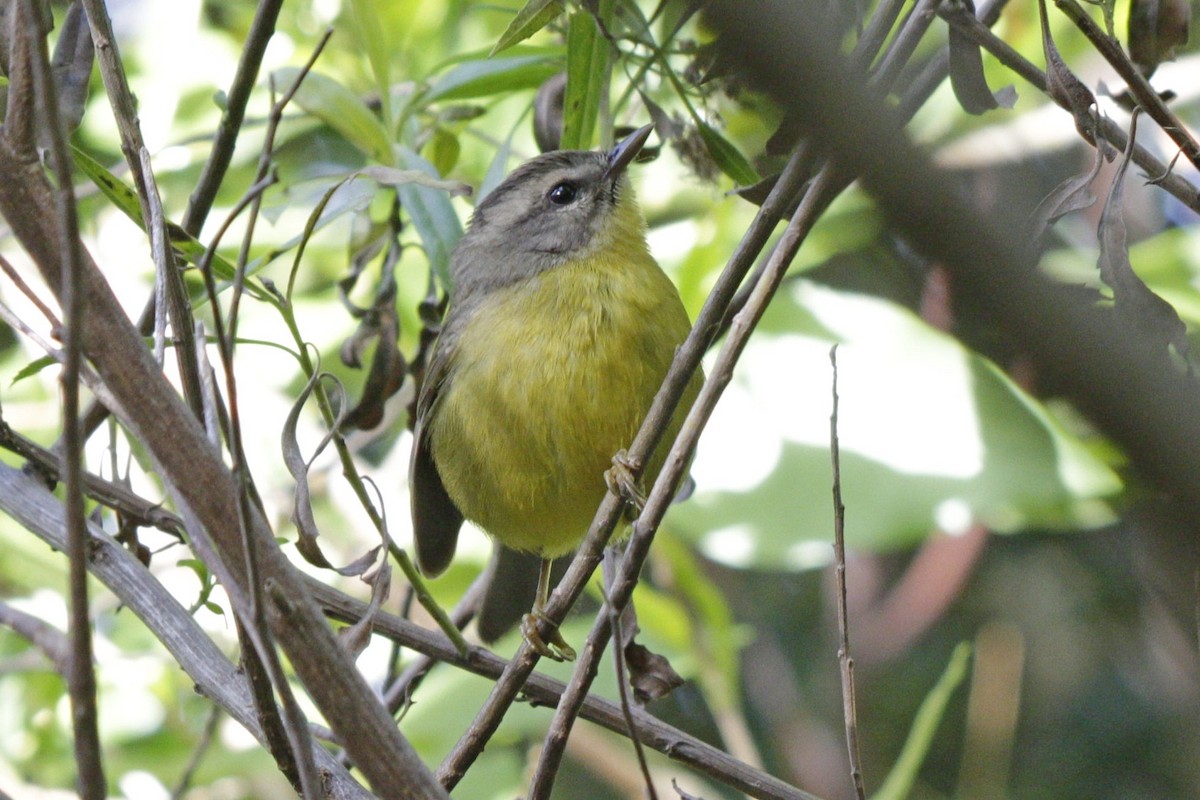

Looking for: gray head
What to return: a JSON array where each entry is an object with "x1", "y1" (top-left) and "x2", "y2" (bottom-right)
[{"x1": 449, "y1": 125, "x2": 654, "y2": 300}]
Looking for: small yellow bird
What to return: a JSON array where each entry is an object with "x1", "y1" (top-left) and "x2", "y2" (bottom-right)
[{"x1": 409, "y1": 125, "x2": 701, "y2": 660}]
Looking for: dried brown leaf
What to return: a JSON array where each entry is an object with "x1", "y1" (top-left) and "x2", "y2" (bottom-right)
[{"x1": 1098, "y1": 111, "x2": 1189, "y2": 359}]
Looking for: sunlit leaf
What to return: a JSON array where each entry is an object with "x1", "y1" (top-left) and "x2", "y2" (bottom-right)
[
  {"x1": 70, "y1": 145, "x2": 267, "y2": 299},
  {"x1": 490, "y1": 0, "x2": 565, "y2": 57},
  {"x1": 275, "y1": 67, "x2": 393, "y2": 164},
  {"x1": 396, "y1": 147, "x2": 464, "y2": 290},
  {"x1": 673, "y1": 282, "x2": 1122, "y2": 569},
  {"x1": 11, "y1": 356, "x2": 56, "y2": 384},
  {"x1": 560, "y1": 9, "x2": 607, "y2": 150},
  {"x1": 347, "y1": 0, "x2": 395, "y2": 125},
  {"x1": 425, "y1": 54, "x2": 561, "y2": 103}
]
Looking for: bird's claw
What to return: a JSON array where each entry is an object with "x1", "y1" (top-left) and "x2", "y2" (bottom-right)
[
  {"x1": 521, "y1": 611, "x2": 576, "y2": 662},
  {"x1": 605, "y1": 449, "x2": 647, "y2": 511}
]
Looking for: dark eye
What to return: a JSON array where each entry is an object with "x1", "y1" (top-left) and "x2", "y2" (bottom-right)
[{"x1": 547, "y1": 181, "x2": 578, "y2": 205}]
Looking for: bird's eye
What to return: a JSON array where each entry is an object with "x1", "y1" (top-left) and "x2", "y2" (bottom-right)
[{"x1": 547, "y1": 181, "x2": 578, "y2": 206}]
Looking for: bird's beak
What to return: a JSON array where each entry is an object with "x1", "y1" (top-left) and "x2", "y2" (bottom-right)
[{"x1": 603, "y1": 123, "x2": 654, "y2": 181}]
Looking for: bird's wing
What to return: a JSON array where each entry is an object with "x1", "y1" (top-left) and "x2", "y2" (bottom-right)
[{"x1": 409, "y1": 336, "x2": 464, "y2": 577}]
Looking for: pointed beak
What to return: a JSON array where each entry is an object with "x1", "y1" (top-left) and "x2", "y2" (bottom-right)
[{"x1": 603, "y1": 123, "x2": 654, "y2": 182}]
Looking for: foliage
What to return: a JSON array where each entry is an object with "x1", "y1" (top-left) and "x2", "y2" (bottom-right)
[{"x1": 0, "y1": 0, "x2": 1197, "y2": 798}]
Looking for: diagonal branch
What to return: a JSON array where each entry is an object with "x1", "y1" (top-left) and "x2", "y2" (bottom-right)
[
  {"x1": 705, "y1": 0, "x2": 1200, "y2": 510},
  {"x1": 0, "y1": 463, "x2": 374, "y2": 800},
  {"x1": 0, "y1": 122, "x2": 448, "y2": 800}
]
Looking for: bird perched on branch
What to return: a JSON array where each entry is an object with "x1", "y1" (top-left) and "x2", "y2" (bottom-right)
[{"x1": 410, "y1": 124, "x2": 702, "y2": 660}]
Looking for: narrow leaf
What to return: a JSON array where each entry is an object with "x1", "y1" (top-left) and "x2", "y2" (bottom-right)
[
  {"x1": 11, "y1": 355, "x2": 57, "y2": 384},
  {"x1": 873, "y1": 643, "x2": 972, "y2": 800},
  {"x1": 71, "y1": 146, "x2": 267, "y2": 298},
  {"x1": 357, "y1": 165, "x2": 471, "y2": 195},
  {"x1": 1029, "y1": 145, "x2": 1105, "y2": 241},
  {"x1": 275, "y1": 67, "x2": 393, "y2": 164},
  {"x1": 490, "y1": 0, "x2": 565, "y2": 57},
  {"x1": 282, "y1": 367, "x2": 379, "y2": 575},
  {"x1": 1097, "y1": 111, "x2": 1189, "y2": 359},
  {"x1": 560, "y1": 10, "x2": 607, "y2": 150},
  {"x1": 947, "y1": 0, "x2": 1017, "y2": 114},
  {"x1": 696, "y1": 121, "x2": 759, "y2": 186},
  {"x1": 425, "y1": 55, "x2": 561, "y2": 103},
  {"x1": 1037, "y1": 0, "x2": 1114, "y2": 159},
  {"x1": 395, "y1": 147, "x2": 464, "y2": 290},
  {"x1": 347, "y1": 0, "x2": 395, "y2": 124}
]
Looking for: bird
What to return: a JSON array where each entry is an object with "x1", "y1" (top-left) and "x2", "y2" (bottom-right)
[{"x1": 409, "y1": 124, "x2": 702, "y2": 660}]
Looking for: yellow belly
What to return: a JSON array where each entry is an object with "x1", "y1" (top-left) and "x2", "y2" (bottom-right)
[{"x1": 429, "y1": 252, "x2": 699, "y2": 557}]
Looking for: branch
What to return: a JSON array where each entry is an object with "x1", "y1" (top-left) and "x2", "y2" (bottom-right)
[
  {"x1": 705, "y1": 0, "x2": 1200, "y2": 507},
  {"x1": 938, "y1": 3, "x2": 1200, "y2": 214},
  {"x1": 829, "y1": 346, "x2": 865, "y2": 799},
  {"x1": 0, "y1": 463, "x2": 374, "y2": 800},
  {"x1": 1054, "y1": 0, "x2": 1200, "y2": 173},
  {"x1": 79, "y1": 0, "x2": 204, "y2": 418},
  {"x1": 0, "y1": 127, "x2": 447, "y2": 800},
  {"x1": 436, "y1": 133, "x2": 816, "y2": 792},
  {"x1": 182, "y1": 0, "x2": 286, "y2": 234},
  {"x1": 13, "y1": 0, "x2": 107, "y2": 792},
  {"x1": 307, "y1": 578, "x2": 825, "y2": 800}
]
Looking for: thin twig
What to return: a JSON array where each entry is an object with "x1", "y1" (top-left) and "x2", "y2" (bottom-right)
[
  {"x1": 183, "y1": 0, "x2": 287, "y2": 234},
  {"x1": 0, "y1": 463, "x2": 375, "y2": 800},
  {"x1": 18, "y1": 0, "x2": 107, "y2": 794},
  {"x1": 526, "y1": 164, "x2": 847, "y2": 800},
  {"x1": 0, "y1": 416, "x2": 185, "y2": 539},
  {"x1": 829, "y1": 346, "x2": 865, "y2": 799},
  {"x1": 170, "y1": 705, "x2": 222, "y2": 800},
  {"x1": 436, "y1": 139, "x2": 815, "y2": 792},
  {"x1": 606, "y1": 588, "x2": 657, "y2": 800},
  {"x1": 0, "y1": 100, "x2": 445, "y2": 800},
  {"x1": 0, "y1": 252, "x2": 61, "y2": 327},
  {"x1": 79, "y1": 0, "x2": 204, "y2": 418},
  {"x1": 0, "y1": 601, "x2": 70, "y2": 673},
  {"x1": 938, "y1": 4, "x2": 1200, "y2": 214},
  {"x1": 1053, "y1": 0, "x2": 1200, "y2": 173}
]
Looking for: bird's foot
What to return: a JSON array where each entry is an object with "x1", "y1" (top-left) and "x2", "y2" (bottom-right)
[
  {"x1": 521, "y1": 611, "x2": 576, "y2": 662},
  {"x1": 605, "y1": 450, "x2": 647, "y2": 511}
]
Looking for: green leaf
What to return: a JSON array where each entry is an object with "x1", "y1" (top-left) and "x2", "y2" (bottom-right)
[
  {"x1": 347, "y1": 0, "x2": 396, "y2": 127},
  {"x1": 490, "y1": 0, "x2": 564, "y2": 57},
  {"x1": 70, "y1": 146, "x2": 264, "y2": 298},
  {"x1": 11, "y1": 356, "x2": 56, "y2": 384},
  {"x1": 873, "y1": 643, "x2": 972, "y2": 800},
  {"x1": 425, "y1": 54, "x2": 561, "y2": 103},
  {"x1": 424, "y1": 129, "x2": 462, "y2": 177},
  {"x1": 672, "y1": 281, "x2": 1122, "y2": 568},
  {"x1": 560, "y1": 9, "x2": 608, "y2": 150},
  {"x1": 696, "y1": 121, "x2": 759, "y2": 186},
  {"x1": 71, "y1": 144, "x2": 142, "y2": 221},
  {"x1": 395, "y1": 147, "x2": 464, "y2": 290},
  {"x1": 275, "y1": 67, "x2": 393, "y2": 164}
]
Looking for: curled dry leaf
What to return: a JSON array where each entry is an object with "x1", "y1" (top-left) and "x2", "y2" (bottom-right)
[
  {"x1": 1098, "y1": 111, "x2": 1190, "y2": 360},
  {"x1": 626, "y1": 641, "x2": 686, "y2": 704},
  {"x1": 1029, "y1": 144, "x2": 1106, "y2": 242},
  {"x1": 947, "y1": 0, "x2": 1017, "y2": 115},
  {"x1": 339, "y1": 555, "x2": 392, "y2": 659},
  {"x1": 342, "y1": 288, "x2": 407, "y2": 431},
  {"x1": 1129, "y1": 0, "x2": 1192, "y2": 77},
  {"x1": 1038, "y1": 0, "x2": 1115, "y2": 160},
  {"x1": 282, "y1": 364, "x2": 381, "y2": 576}
]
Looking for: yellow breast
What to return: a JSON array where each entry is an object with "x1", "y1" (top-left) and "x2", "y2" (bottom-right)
[{"x1": 429, "y1": 247, "x2": 698, "y2": 557}]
